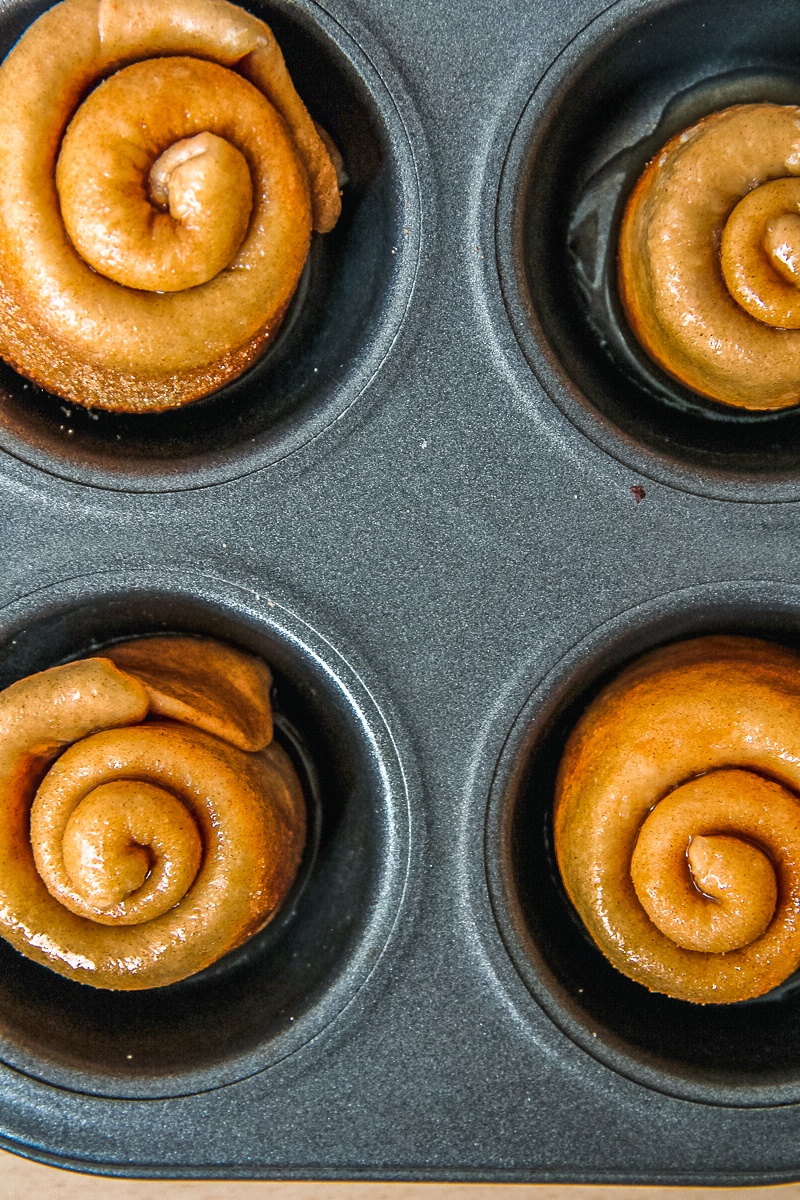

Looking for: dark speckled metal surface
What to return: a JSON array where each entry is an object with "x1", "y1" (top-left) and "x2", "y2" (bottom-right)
[{"x1": 2, "y1": 0, "x2": 800, "y2": 1183}]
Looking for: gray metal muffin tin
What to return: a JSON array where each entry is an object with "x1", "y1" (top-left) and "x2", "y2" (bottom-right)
[{"x1": 2, "y1": 0, "x2": 800, "y2": 1182}]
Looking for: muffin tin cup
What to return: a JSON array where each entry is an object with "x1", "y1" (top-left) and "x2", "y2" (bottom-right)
[
  {"x1": 0, "y1": 0, "x2": 421, "y2": 493},
  {"x1": 496, "y1": 0, "x2": 800, "y2": 501},
  {"x1": 486, "y1": 580, "x2": 800, "y2": 1108},
  {"x1": 0, "y1": 568, "x2": 411, "y2": 1099}
]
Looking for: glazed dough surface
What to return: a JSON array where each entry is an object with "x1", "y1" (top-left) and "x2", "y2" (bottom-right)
[
  {"x1": 0, "y1": 0, "x2": 341, "y2": 411},
  {"x1": 555, "y1": 636, "x2": 800, "y2": 1003},
  {"x1": 0, "y1": 637, "x2": 305, "y2": 990},
  {"x1": 619, "y1": 104, "x2": 800, "y2": 409}
]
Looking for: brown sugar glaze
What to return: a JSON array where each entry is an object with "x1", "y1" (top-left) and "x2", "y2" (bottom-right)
[
  {"x1": 0, "y1": 636, "x2": 306, "y2": 990},
  {"x1": 619, "y1": 104, "x2": 800, "y2": 409},
  {"x1": 554, "y1": 636, "x2": 800, "y2": 1004}
]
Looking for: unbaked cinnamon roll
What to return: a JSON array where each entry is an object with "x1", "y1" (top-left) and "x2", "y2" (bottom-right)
[
  {"x1": 554, "y1": 636, "x2": 800, "y2": 1003},
  {"x1": 0, "y1": 0, "x2": 341, "y2": 412},
  {"x1": 0, "y1": 635, "x2": 306, "y2": 989},
  {"x1": 619, "y1": 104, "x2": 800, "y2": 409}
]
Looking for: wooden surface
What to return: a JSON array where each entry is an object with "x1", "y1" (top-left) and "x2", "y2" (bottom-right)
[{"x1": 0, "y1": 1155, "x2": 798, "y2": 1200}]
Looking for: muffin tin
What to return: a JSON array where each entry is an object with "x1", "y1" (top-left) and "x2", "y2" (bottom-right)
[{"x1": 4, "y1": 0, "x2": 800, "y2": 1183}]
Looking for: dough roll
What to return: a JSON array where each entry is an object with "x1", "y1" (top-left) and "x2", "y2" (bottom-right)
[
  {"x1": 0, "y1": 638, "x2": 306, "y2": 989},
  {"x1": 554, "y1": 636, "x2": 800, "y2": 1003},
  {"x1": 619, "y1": 105, "x2": 800, "y2": 409},
  {"x1": 0, "y1": 0, "x2": 341, "y2": 411}
]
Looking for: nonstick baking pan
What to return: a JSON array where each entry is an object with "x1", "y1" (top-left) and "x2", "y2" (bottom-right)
[{"x1": 2, "y1": 0, "x2": 800, "y2": 1183}]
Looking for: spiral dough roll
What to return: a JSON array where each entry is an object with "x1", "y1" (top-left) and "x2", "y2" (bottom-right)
[
  {"x1": 554, "y1": 636, "x2": 800, "y2": 1004},
  {"x1": 619, "y1": 104, "x2": 800, "y2": 409},
  {"x1": 0, "y1": 635, "x2": 306, "y2": 989},
  {"x1": 0, "y1": 0, "x2": 342, "y2": 412}
]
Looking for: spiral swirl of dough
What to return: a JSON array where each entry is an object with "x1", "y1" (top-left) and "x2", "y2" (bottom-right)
[
  {"x1": 618, "y1": 104, "x2": 800, "y2": 409},
  {"x1": 0, "y1": 636, "x2": 305, "y2": 989},
  {"x1": 554, "y1": 636, "x2": 800, "y2": 1003},
  {"x1": 0, "y1": 0, "x2": 341, "y2": 412}
]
